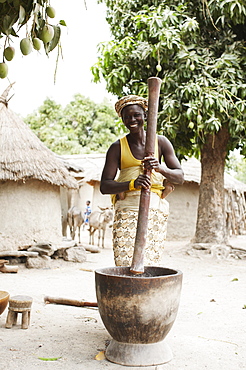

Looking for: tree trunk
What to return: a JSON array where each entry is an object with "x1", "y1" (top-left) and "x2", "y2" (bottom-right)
[{"x1": 194, "y1": 126, "x2": 230, "y2": 245}]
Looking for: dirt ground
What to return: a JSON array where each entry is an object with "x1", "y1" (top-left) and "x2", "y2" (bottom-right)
[{"x1": 0, "y1": 230, "x2": 245, "y2": 370}]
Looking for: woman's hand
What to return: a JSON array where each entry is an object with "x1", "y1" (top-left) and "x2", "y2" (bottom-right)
[
  {"x1": 142, "y1": 156, "x2": 161, "y2": 172},
  {"x1": 134, "y1": 174, "x2": 151, "y2": 190}
]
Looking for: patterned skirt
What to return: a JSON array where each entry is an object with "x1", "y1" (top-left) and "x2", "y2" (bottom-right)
[{"x1": 112, "y1": 206, "x2": 169, "y2": 267}]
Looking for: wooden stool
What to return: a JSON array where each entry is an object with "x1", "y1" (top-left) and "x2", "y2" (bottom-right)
[{"x1": 5, "y1": 295, "x2": 33, "y2": 329}]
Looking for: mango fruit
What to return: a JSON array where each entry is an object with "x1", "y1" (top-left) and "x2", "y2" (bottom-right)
[
  {"x1": 4, "y1": 46, "x2": 15, "y2": 61},
  {"x1": 39, "y1": 25, "x2": 54, "y2": 43},
  {"x1": 0, "y1": 63, "x2": 8, "y2": 79},
  {"x1": 46, "y1": 6, "x2": 56, "y2": 18},
  {"x1": 20, "y1": 38, "x2": 32, "y2": 55},
  {"x1": 33, "y1": 38, "x2": 42, "y2": 51},
  {"x1": 156, "y1": 64, "x2": 162, "y2": 72}
]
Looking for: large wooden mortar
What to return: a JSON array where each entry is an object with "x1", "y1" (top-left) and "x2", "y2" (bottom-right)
[{"x1": 95, "y1": 266, "x2": 182, "y2": 366}]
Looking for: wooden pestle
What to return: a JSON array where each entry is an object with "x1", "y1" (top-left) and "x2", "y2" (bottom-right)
[{"x1": 130, "y1": 77, "x2": 162, "y2": 275}]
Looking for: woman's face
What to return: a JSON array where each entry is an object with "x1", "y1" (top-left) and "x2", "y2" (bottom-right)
[{"x1": 121, "y1": 104, "x2": 146, "y2": 133}]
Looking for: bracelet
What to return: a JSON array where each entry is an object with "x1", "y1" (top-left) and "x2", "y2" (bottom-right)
[{"x1": 129, "y1": 179, "x2": 136, "y2": 191}]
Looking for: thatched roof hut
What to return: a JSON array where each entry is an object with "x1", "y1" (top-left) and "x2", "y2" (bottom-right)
[
  {"x1": 60, "y1": 154, "x2": 105, "y2": 184},
  {"x1": 0, "y1": 86, "x2": 77, "y2": 188},
  {"x1": 0, "y1": 86, "x2": 78, "y2": 252}
]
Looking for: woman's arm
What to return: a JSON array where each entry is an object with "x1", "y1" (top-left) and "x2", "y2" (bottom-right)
[{"x1": 143, "y1": 136, "x2": 184, "y2": 185}]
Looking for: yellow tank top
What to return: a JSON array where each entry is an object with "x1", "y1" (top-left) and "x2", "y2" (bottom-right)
[
  {"x1": 110, "y1": 135, "x2": 164, "y2": 205},
  {"x1": 120, "y1": 135, "x2": 159, "y2": 169}
]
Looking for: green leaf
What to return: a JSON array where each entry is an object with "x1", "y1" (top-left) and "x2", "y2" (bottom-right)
[
  {"x1": 2, "y1": 15, "x2": 13, "y2": 35},
  {"x1": 38, "y1": 357, "x2": 62, "y2": 361},
  {"x1": 18, "y1": 5, "x2": 25, "y2": 25},
  {"x1": 59, "y1": 20, "x2": 67, "y2": 27}
]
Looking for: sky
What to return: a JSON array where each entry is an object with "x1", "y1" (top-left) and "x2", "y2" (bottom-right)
[{"x1": 1, "y1": 0, "x2": 116, "y2": 116}]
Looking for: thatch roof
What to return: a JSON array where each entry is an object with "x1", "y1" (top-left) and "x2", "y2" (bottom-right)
[
  {"x1": 0, "y1": 86, "x2": 77, "y2": 189},
  {"x1": 56, "y1": 155, "x2": 84, "y2": 180},
  {"x1": 182, "y1": 157, "x2": 246, "y2": 192},
  {"x1": 181, "y1": 157, "x2": 201, "y2": 184},
  {"x1": 61, "y1": 154, "x2": 106, "y2": 185}
]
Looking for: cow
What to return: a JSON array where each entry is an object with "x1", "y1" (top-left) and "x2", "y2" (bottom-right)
[
  {"x1": 88, "y1": 207, "x2": 113, "y2": 248},
  {"x1": 67, "y1": 206, "x2": 84, "y2": 244}
]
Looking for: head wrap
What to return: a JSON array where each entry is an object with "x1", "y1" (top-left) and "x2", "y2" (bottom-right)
[{"x1": 115, "y1": 95, "x2": 148, "y2": 117}]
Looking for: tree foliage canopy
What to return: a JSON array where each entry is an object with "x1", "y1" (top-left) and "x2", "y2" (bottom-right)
[
  {"x1": 92, "y1": 0, "x2": 246, "y2": 159},
  {"x1": 24, "y1": 94, "x2": 124, "y2": 155}
]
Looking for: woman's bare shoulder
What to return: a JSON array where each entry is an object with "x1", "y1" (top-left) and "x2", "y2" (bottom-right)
[{"x1": 107, "y1": 139, "x2": 120, "y2": 154}]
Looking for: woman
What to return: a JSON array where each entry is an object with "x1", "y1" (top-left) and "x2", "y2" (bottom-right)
[{"x1": 100, "y1": 95, "x2": 184, "y2": 266}]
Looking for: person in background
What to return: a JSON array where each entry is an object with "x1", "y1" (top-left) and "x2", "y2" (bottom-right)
[
  {"x1": 100, "y1": 95, "x2": 184, "y2": 267},
  {"x1": 84, "y1": 200, "x2": 91, "y2": 226}
]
